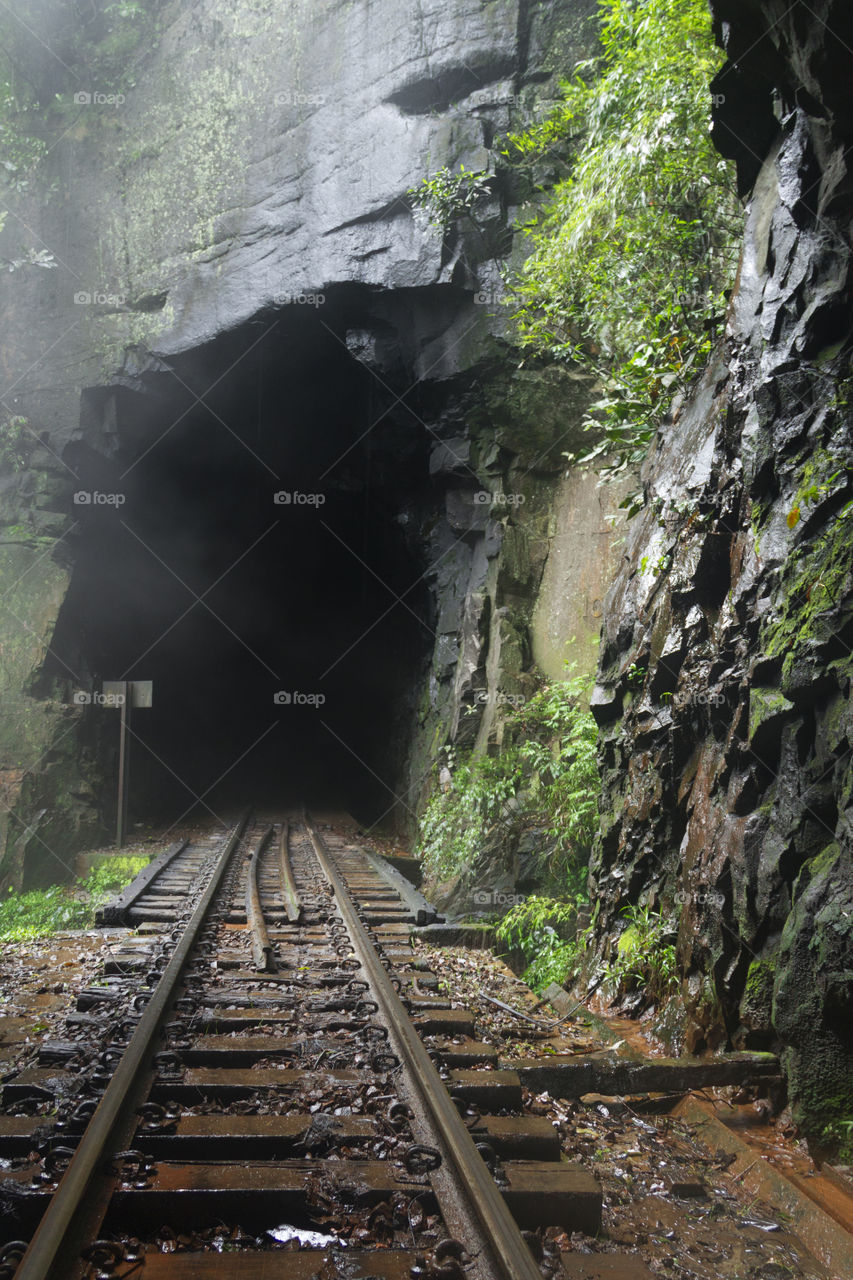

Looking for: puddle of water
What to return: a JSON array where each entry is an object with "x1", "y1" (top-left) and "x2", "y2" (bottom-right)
[{"x1": 267, "y1": 1224, "x2": 343, "y2": 1247}]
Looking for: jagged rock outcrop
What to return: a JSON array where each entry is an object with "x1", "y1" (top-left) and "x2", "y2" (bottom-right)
[{"x1": 590, "y1": 0, "x2": 853, "y2": 1149}]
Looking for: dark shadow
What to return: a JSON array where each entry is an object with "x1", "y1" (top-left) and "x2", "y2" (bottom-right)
[{"x1": 50, "y1": 293, "x2": 436, "y2": 827}]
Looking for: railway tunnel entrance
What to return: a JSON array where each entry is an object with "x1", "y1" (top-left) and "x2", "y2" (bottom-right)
[{"x1": 49, "y1": 291, "x2": 439, "y2": 830}]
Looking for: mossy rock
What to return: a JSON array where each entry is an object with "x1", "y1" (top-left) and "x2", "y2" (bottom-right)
[
  {"x1": 741, "y1": 956, "x2": 776, "y2": 1033},
  {"x1": 774, "y1": 842, "x2": 853, "y2": 1148},
  {"x1": 748, "y1": 687, "x2": 795, "y2": 742},
  {"x1": 616, "y1": 923, "x2": 640, "y2": 959},
  {"x1": 762, "y1": 497, "x2": 853, "y2": 691}
]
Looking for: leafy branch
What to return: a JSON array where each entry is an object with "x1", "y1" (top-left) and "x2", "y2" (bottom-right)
[
  {"x1": 409, "y1": 164, "x2": 493, "y2": 233},
  {"x1": 502, "y1": 0, "x2": 743, "y2": 507}
]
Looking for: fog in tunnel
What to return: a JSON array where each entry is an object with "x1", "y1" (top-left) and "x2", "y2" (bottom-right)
[{"x1": 49, "y1": 295, "x2": 438, "y2": 828}]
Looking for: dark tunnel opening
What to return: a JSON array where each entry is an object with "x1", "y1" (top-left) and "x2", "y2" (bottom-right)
[{"x1": 48, "y1": 291, "x2": 441, "y2": 829}]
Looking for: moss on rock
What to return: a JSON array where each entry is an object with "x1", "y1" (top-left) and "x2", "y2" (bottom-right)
[{"x1": 773, "y1": 842, "x2": 853, "y2": 1152}]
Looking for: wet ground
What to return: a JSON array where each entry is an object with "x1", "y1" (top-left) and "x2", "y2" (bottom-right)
[
  {"x1": 0, "y1": 821, "x2": 212, "y2": 1087},
  {"x1": 0, "y1": 932, "x2": 121, "y2": 1078},
  {"x1": 415, "y1": 943, "x2": 850, "y2": 1280},
  {"x1": 0, "y1": 833, "x2": 850, "y2": 1278}
]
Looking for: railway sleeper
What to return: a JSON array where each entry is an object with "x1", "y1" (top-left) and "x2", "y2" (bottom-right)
[
  {"x1": 1, "y1": 1069, "x2": 79, "y2": 1101},
  {"x1": 128, "y1": 1112, "x2": 560, "y2": 1163},
  {"x1": 197, "y1": 969, "x2": 356, "y2": 987},
  {"x1": 103, "y1": 953, "x2": 156, "y2": 974},
  {"x1": 126, "y1": 909, "x2": 184, "y2": 924},
  {"x1": 98, "y1": 1156, "x2": 600, "y2": 1234},
  {"x1": 446, "y1": 1069, "x2": 524, "y2": 1110},
  {"x1": 431, "y1": 1040, "x2": 499, "y2": 1067},
  {"x1": 559, "y1": 1260, "x2": 656, "y2": 1279},
  {"x1": 111, "y1": 1251, "x2": 431, "y2": 1279},
  {"x1": 135, "y1": 1113, "x2": 380, "y2": 1158},
  {"x1": 85, "y1": 1256, "x2": 653, "y2": 1280},
  {"x1": 149, "y1": 1066, "x2": 373, "y2": 1101},
  {"x1": 175, "y1": 1035, "x2": 362, "y2": 1064},
  {"x1": 361, "y1": 913, "x2": 417, "y2": 925},
  {"x1": 172, "y1": 1034, "x2": 498, "y2": 1069}
]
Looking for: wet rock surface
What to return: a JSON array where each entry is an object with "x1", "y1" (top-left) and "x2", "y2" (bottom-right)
[{"x1": 589, "y1": 0, "x2": 853, "y2": 1149}]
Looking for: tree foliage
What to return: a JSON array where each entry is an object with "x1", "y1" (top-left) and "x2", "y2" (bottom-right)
[
  {"x1": 0, "y1": 12, "x2": 52, "y2": 267},
  {"x1": 504, "y1": 0, "x2": 743, "y2": 502}
]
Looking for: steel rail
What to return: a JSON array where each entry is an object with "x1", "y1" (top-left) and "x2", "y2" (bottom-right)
[
  {"x1": 14, "y1": 813, "x2": 250, "y2": 1280},
  {"x1": 246, "y1": 824, "x2": 275, "y2": 971},
  {"x1": 277, "y1": 819, "x2": 303, "y2": 924},
  {"x1": 95, "y1": 837, "x2": 188, "y2": 926},
  {"x1": 303, "y1": 812, "x2": 542, "y2": 1280}
]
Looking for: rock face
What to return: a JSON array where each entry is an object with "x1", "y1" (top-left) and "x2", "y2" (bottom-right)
[
  {"x1": 590, "y1": 0, "x2": 853, "y2": 1147},
  {"x1": 0, "y1": 0, "x2": 610, "y2": 880}
]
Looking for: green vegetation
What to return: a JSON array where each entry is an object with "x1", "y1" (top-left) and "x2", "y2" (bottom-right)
[
  {"x1": 743, "y1": 955, "x2": 776, "y2": 1005},
  {"x1": 409, "y1": 164, "x2": 492, "y2": 231},
  {"x1": 418, "y1": 747, "x2": 519, "y2": 882},
  {"x1": 0, "y1": 856, "x2": 148, "y2": 941},
  {"x1": 503, "y1": 0, "x2": 742, "y2": 500},
  {"x1": 821, "y1": 1117, "x2": 853, "y2": 1165},
  {"x1": 0, "y1": 415, "x2": 36, "y2": 474},
  {"x1": 504, "y1": 0, "x2": 742, "y2": 502},
  {"x1": 763, "y1": 507, "x2": 853, "y2": 683},
  {"x1": 611, "y1": 902, "x2": 678, "y2": 1003},
  {"x1": 418, "y1": 673, "x2": 600, "y2": 994},
  {"x1": 496, "y1": 893, "x2": 678, "y2": 998},
  {"x1": 418, "y1": 672, "x2": 599, "y2": 886},
  {"x1": 785, "y1": 448, "x2": 853, "y2": 529},
  {"x1": 0, "y1": 23, "x2": 53, "y2": 268},
  {"x1": 496, "y1": 895, "x2": 592, "y2": 991},
  {"x1": 84, "y1": 855, "x2": 149, "y2": 899},
  {"x1": 0, "y1": 59, "x2": 47, "y2": 198},
  {"x1": 0, "y1": 886, "x2": 93, "y2": 940},
  {"x1": 410, "y1": 0, "x2": 742, "y2": 511},
  {"x1": 0, "y1": 0, "x2": 154, "y2": 233},
  {"x1": 71, "y1": 0, "x2": 154, "y2": 93}
]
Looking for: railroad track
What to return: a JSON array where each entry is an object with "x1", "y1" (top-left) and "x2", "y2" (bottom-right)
[{"x1": 0, "y1": 813, "x2": 603, "y2": 1280}]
